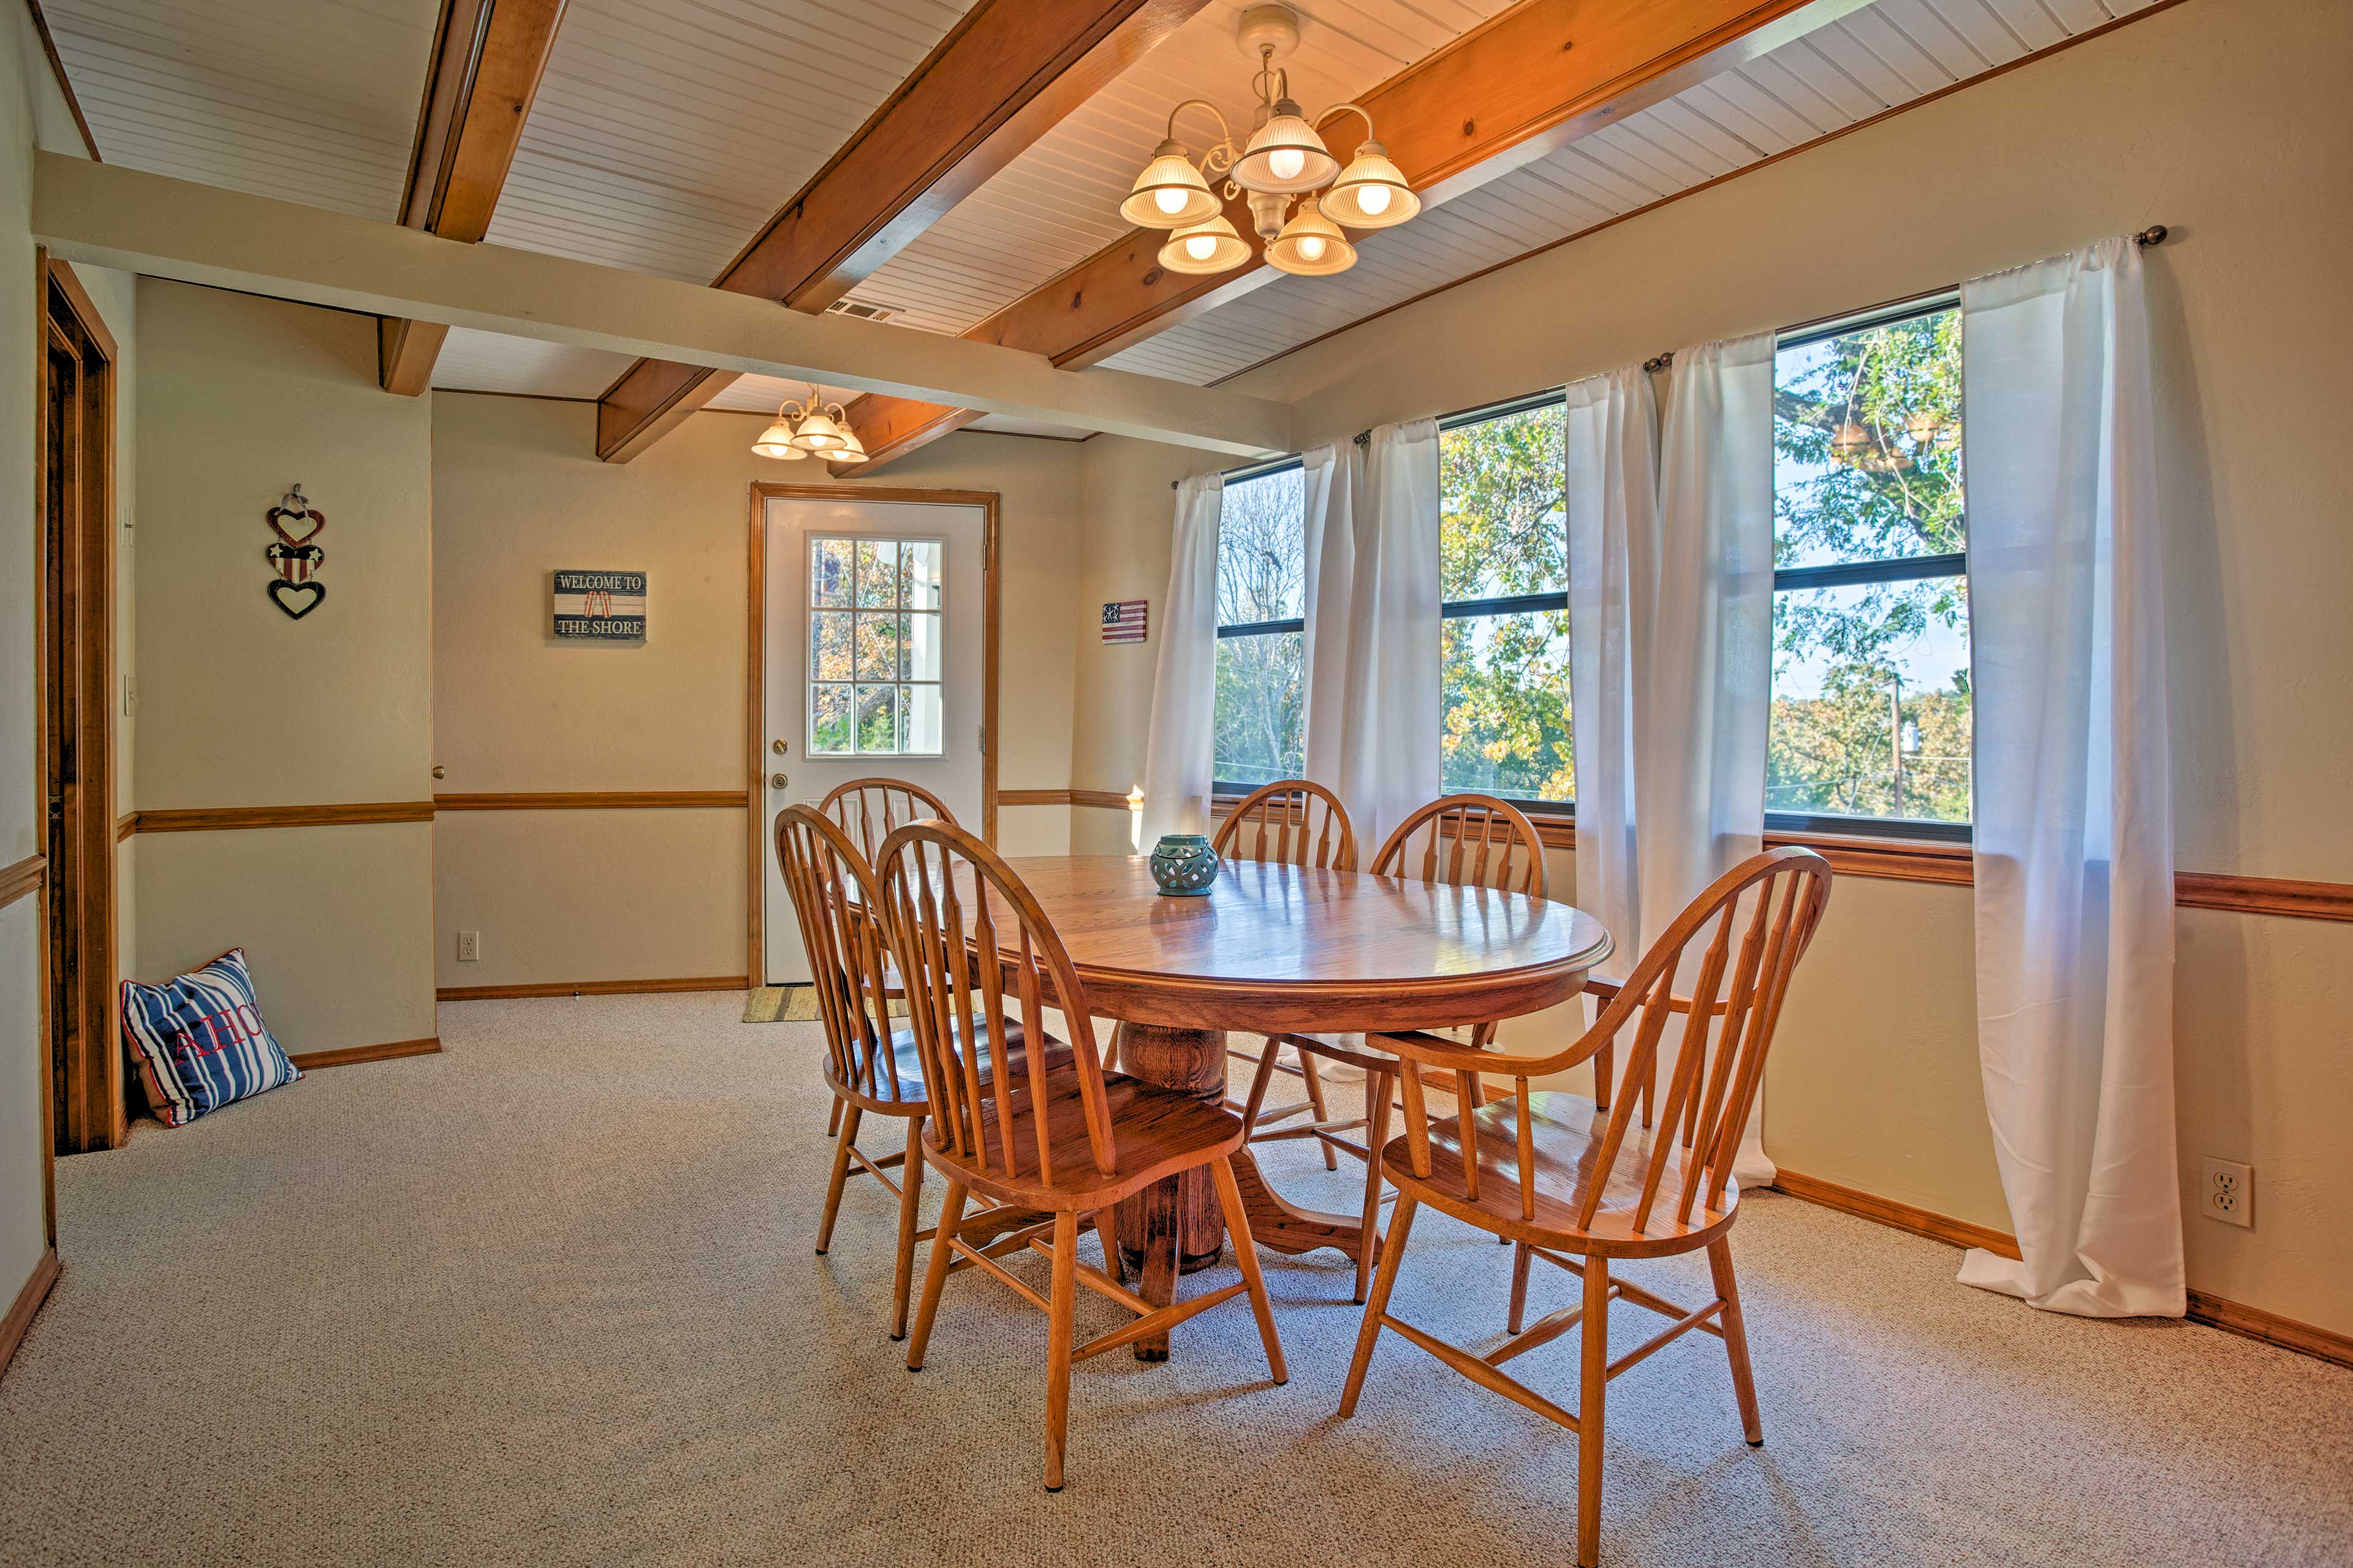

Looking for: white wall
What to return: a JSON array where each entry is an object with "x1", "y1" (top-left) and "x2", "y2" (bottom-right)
[{"x1": 1069, "y1": 0, "x2": 2353, "y2": 1336}]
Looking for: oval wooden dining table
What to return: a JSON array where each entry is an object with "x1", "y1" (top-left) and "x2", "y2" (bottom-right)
[{"x1": 986, "y1": 854, "x2": 1613, "y2": 1360}]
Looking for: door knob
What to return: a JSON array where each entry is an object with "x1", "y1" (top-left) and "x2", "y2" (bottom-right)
[{"x1": 771, "y1": 773, "x2": 790, "y2": 790}]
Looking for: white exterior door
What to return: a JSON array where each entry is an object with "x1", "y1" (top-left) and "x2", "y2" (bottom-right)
[{"x1": 761, "y1": 495, "x2": 986, "y2": 985}]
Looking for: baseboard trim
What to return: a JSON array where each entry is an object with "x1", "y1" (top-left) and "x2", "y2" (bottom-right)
[
  {"x1": 436, "y1": 975, "x2": 750, "y2": 1001},
  {"x1": 1, "y1": 1248, "x2": 61, "y2": 1380},
  {"x1": 1769, "y1": 1167, "x2": 2353, "y2": 1371},
  {"x1": 288, "y1": 1036, "x2": 441, "y2": 1071}
]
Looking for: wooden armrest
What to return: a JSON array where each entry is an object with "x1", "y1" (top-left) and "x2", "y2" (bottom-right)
[{"x1": 1581, "y1": 976, "x2": 1727, "y2": 1017}]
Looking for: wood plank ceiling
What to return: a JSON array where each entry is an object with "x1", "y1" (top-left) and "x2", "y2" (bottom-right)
[{"x1": 45, "y1": 0, "x2": 2170, "y2": 438}]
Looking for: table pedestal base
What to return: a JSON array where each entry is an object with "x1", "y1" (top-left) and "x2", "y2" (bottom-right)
[{"x1": 1110, "y1": 1021, "x2": 1370, "y2": 1361}]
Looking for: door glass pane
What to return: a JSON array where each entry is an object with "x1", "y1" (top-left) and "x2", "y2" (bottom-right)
[
  {"x1": 901, "y1": 540, "x2": 944, "y2": 610},
  {"x1": 812, "y1": 538, "x2": 854, "y2": 607},
  {"x1": 1439, "y1": 403, "x2": 1566, "y2": 599},
  {"x1": 904, "y1": 611, "x2": 941, "y2": 681},
  {"x1": 1213, "y1": 630, "x2": 1303, "y2": 787},
  {"x1": 809, "y1": 610, "x2": 853, "y2": 682},
  {"x1": 854, "y1": 540, "x2": 900, "y2": 607},
  {"x1": 1770, "y1": 581, "x2": 1971, "y2": 824},
  {"x1": 854, "y1": 684, "x2": 900, "y2": 752},
  {"x1": 853, "y1": 612, "x2": 898, "y2": 681},
  {"x1": 1774, "y1": 308, "x2": 1965, "y2": 569},
  {"x1": 809, "y1": 684, "x2": 852, "y2": 754},
  {"x1": 1441, "y1": 611, "x2": 1572, "y2": 803}
]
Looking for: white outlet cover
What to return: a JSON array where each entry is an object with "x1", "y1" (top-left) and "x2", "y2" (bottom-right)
[{"x1": 2202, "y1": 1157, "x2": 2253, "y2": 1228}]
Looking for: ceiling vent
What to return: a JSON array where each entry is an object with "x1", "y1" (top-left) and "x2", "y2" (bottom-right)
[{"x1": 825, "y1": 298, "x2": 899, "y2": 323}]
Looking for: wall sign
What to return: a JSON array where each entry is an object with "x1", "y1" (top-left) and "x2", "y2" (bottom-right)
[
  {"x1": 553, "y1": 570, "x2": 646, "y2": 640},
  {"x1": 1101, "y1": 599, "x2": 1148, "y2": 645},
  {"x1": 265, "y1": 483, "x2": 327, "y2": 619}
]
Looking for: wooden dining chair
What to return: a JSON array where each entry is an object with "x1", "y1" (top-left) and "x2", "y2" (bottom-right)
[
  {"x1": 1337, "y1": 847, "x2": 1833, "y2": 1568},
  {"x1": 877, "y1": 819, "x2": 1287, "y2": 1492},
  {"x1": 773, "y1": 804, "x2": 1070, "y2": 1339},
  {"x1": 1249, "y1": 792, "x2": 1604, "y2": 1301},
  {"x1": 1211, "y1": 779, "x2": 1358, "y2": 1172},
  {"x1": 811, "y1": 778, "x2": 958, "y2": 1135}
]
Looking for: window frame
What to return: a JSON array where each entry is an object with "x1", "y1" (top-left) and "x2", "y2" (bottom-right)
[
  {"x1": 1210, "y1": 456, "x2": 1309, "y2": 798},
  {"x1": 805, "y1": 531, "x2": 948, "y2": 760},
  {"x1": 1766, "y1": 289, "x2": 1971, "y2": 844}
]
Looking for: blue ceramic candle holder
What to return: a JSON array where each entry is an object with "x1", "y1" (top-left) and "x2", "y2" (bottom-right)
[{"x1": 1148, "y1": 833, "x2": 1219, "y2": 896}]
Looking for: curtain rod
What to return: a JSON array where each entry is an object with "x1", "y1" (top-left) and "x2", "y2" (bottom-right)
[{"x1": 1192, "y1": 227, "x2": 2171, "y2": 478}]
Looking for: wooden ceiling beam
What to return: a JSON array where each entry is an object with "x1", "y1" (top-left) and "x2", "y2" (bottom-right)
[
  {"x1": 379, "y1": 0, "x2": 569, "y2": 396},
  {"x1": 593, "y1": 0, "x2": 1211, "y2": 464},
  {"x1": 835, "y1": 0, "x2": 1867, "y2": 474}
]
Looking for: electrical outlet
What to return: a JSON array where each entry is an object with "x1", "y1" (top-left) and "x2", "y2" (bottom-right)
[
  {"x1": 456, "y1": 930, "x2": 481, "y2": 963},
  {"x1": 2201, "y1": 1157, "x2": 2253, "y2": 1228}
]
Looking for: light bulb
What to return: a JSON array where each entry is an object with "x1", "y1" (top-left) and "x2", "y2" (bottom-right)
[
  {"x1": 1153, "y1": 186, "x2": 1189, "y2": 216},
  {"x1": 1355, "y1": 183, "x2": 1392, "y2": 217},
  {"x1": 1268, "y1": 147, "x2": 1305, "y2": 181},
  {"x1": 1184, "y1": 233, "x2": 1218, "y2": 261},
  {"x1": 1297, "y1": 235, "x2": 1325, "y2": 261}
]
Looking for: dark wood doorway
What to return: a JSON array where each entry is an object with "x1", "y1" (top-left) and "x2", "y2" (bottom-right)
[{"x1": 39, "y1": 254, "x2": 122, "y2": 1157}]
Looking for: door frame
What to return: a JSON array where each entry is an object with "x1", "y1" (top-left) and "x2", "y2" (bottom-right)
[
  {"x1": 745, "y1": 483, "x2": 1000, "y2": 983},
  {"x1": 34, "y1": 252, "x2": 122, "y2": 1167}
]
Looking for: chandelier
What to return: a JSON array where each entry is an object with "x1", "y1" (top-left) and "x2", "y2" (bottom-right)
[
  {"x1": 1121, "y1": 5, "x2": 1418, "y2": 281},
  {"x1": 751, "y1": 386, "x2": 868, "y2": 463}
]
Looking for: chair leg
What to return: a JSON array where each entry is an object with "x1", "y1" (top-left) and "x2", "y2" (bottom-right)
[
  {"x1": 827, "y1": 1097, "x2": 844, "y2": 1137},
  {"x1": 1507, "y1": 1241, "x2": 1535, "y2": 1334},
  {"x1": 1577, "y1": 1254, "x2": 1611, "y2": 1568},
  {"x1": 1239, "y1": 1036, "x2": 1283, "y2": 1136},
  {"x1": 1708, "y1": 1237, "x2": 1765, "y2": 1447},
  {"x1": 1354, "y1": 1070, "x2": 1394, "y2": 1304},
  {"x1": 1296, "y1": 1045, "x2": 1339, "y2": 1170},
  {"x1": 1339, "y1": 1191, "x2": 1419, "y2": 1417},
  {"x1": 1094, "y1": 1209, "x2": 1126, "y2": 1285},
  {"x1": 816, "y1": 1102, "x2": 862, "y2": 1254},
  {"x1": 889, "y1": 1116, "x2": 926, "y2": 1340},
  {"x1": 1210, "y1": 1155, "x2": 1287, "y2": 1384},
  {"x1": 1044, "y1": 1211, "x2": 1079, "y2": 1491},
  {"x1": 1593, "y1": 1040, "x2": 1613, "y2": 1112},
  {"x1": 905, "y1": 1181, "x2": 968, "y2": 1371}
]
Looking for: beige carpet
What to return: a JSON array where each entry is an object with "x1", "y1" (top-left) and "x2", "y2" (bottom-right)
[{"x1": 3, "y1": 992, "x2": 2348, "y2": 1567}]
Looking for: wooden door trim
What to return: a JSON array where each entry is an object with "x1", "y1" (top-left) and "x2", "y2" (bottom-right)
[
  {"x1": 745, "y1": 483, "x2": 1001, "y2": 982},
  {"x1": 35, "y1": 251, "x2": 123, "y2": 1178}
]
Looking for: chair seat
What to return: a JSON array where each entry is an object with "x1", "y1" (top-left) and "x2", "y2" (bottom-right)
[
  {"x1": 925, "y1": 1072, "x2": 1246, "y2": 1211},
  {"x1": 834, "y1": 1016, "x2": 1070, "y2": 1109},
  {"x1": 1383, "y1": 1089, "x2": 1740, "y2": 1257}
]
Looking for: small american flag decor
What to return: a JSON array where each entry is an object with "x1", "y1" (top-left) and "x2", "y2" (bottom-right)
[
  {"x1": 1101, "y1": 599, "x2": 1148, "y2": 645},
  {"x1": 553, "y1": 570, "x2": 647, "y2": 640}
]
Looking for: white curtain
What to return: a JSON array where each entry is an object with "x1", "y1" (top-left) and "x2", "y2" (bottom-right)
[
  {"x1": 1299, "y1": 441, "x2": 1360, "y2": 792},
  {"x1": 1956, "y1": 237, "x2": 2181, "y2": 1319},
  {"x1": 1139, "y1": 472, "x2": 1223, "y2": 844},
  {"x1": 1565, "y1": 366, "x2": 1661, "y2": 992},
  {"x1": 1643, "y1": 333, "x2": 1776, "y2": 1183},
  {"x1": 1333, "y1": 419, "x2": 1442, "y2": 855}
]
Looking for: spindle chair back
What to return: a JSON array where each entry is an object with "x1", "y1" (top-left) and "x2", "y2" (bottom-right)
[
  {"x1": 818, "y1": 776, "x2": 958, "y2": 866},
  {"x1": 1211, "y1": 778, "x2": 1358, "y2": 871},
  {"x1": 1338, "y1": 847, "x2": 1833, "y2": 1568},
  {"x1": 1370, "y1": 792, "x2": 1548, "y2": 897}
]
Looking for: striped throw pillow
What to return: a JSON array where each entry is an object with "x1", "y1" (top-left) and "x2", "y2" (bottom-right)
[{"x1": 121, "y1": 949, "x2": 301, "y2": 1126}]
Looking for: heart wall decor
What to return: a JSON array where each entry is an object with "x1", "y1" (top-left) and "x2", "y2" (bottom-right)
[{"x1": 266, "y1": 483, "x2": 327, "y2": 619}]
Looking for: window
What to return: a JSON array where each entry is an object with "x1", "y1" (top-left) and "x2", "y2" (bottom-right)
[
  {"x1": 808, "y1": 536, "x2": 944, "y2": 756},
  {"x1": 1211, "y1": 463, "x2": 1306, "y2": 792},
  {"x1": 1440, "y1": 398, "x2": 1572, "y2": 808},
  {"x1": 1770, "y1": 295, "x2": 1970, "y2": 836}
]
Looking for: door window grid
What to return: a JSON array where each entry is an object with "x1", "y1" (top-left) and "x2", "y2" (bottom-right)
[{"x1": 808, "y1": 535, "x2": 944, "y2": 757}]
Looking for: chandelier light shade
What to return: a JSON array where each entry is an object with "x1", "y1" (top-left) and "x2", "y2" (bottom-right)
[
  {"x1": 1232, "y1": 98, "x2": 1339, "y2": 194},
  {"x1": 789, "y1": 406, "x2": 849, "y2": 453},
  {"x1": 1121, "y1": 139, "x2": 1219, "y2": 227},
  {"x1": 1265, "y1": 195, "x2": 1354, "y2": 276},
  {"x1": 752, "y1": 412, "x2": 807, "y2": 459},
  {"x1": 1159, "y1": 213, "x2": 1251, "y2": 275},
  {"x1": 827, "y1": 427, "x2": 870, "y2": 464},
  {"x1": 1323, "y1": 140, "x2": 1418, "y2": 229}
]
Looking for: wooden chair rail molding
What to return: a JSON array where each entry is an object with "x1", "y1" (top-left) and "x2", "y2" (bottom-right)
[
  {"x1": 1769, "y1": 1169, "x2": 2353, "y2": 1372},
  {"x1": 118, "y1": 803, "x2": 436, "y2": 834},
  {"x1": 0, "y1": 853, "x2": 44, "y2": 910},
  {"x1": 433, "y1": 791, "x2": 746, "y2": 811}
]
